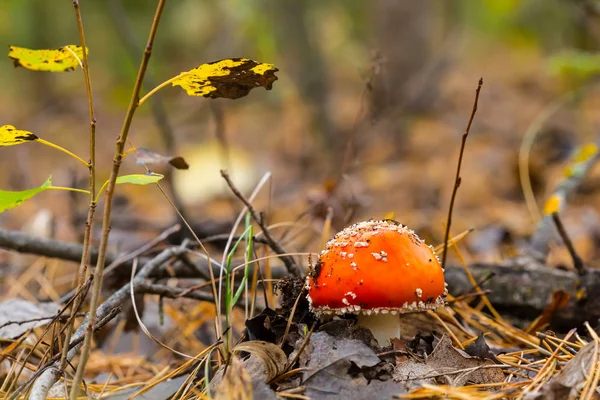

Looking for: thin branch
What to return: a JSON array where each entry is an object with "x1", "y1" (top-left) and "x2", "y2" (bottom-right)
[
  {"x1": 0, "y1": 226, "x2": 272, "y2": 299},
  {"x1": 0, "y1": 226, "x2": 176, "y2": 278},
  {"x1": 441, "y1": 78, "x2": 483, "y2": 269},
  {"x1": 551, "y1": 212, "x2": 586, "y2": 275},
  {"x1": 3, "y1": 276, "x2": 93, "y2": 397},
  {"x1": 27, "y1": 243, "x2": 187, "y2": 400},
  {"x1": 136, "y1": 281, "x2": 215, "y2": 302},
  {"x1": 103, "y1": 223, "x2": 180, "y2": 276},
  {"x1": 61, "y1": 0, "x2": 98, "y2": 376},
  {"x1": 0, "y1": 227, "x2": 110, "y2": 265},
  {"x1": 529, "y1": 139, "x2": 600, "y2": 258},
  {"x1": 201, "y1": 232, "x2": 271, "y2": 245},
  {"x1": 0, "y1": 313, "x2": 86, "y2": 330},
  {"x1": 136, "y1": 281, "x2": 256, "y2": 311},
  {"x1": 70, "y1": 1, "x2": 166, "y2": 396},
  {"x1": 220, "y1": 170, "x2": 302, "y2": 277},
  {"x1": 13, "y1": 307, "x2": 121, "y2": 400}
]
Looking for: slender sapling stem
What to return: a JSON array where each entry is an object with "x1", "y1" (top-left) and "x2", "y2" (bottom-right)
[
  {"x1": 551, "y1": 212, "x2": 586, "y2": 276},
  {"x1": 69, "y1": 1, "x2": 166, "y2": 397},
  {"x1": 61, "y1": 0, "x2": 98, "y2": 387},
  {"x1": 441, "y1": 78, "x2": 483, "y2": 269}
]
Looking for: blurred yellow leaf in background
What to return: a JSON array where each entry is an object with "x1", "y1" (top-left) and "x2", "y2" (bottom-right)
[{"x1": 543, "y1": 195, "x2": 562, "y2": 215}]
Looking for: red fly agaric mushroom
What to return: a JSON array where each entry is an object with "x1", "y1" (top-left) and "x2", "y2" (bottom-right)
[{"x1": 305, "y1": 219, "x2": 447, "y2": 345}]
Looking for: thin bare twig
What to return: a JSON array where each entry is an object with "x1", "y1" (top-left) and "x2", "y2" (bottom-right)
[
  {"x1": 529, "y1": 139, "x2": 600, "y2": 258},
  {"x1": 220, "y1": 170, "x2": 302, "y2": 277},
  {"x1": 12, "y1": 307, "x2": 121, "y2": 400},
  {"x1": 59, "y1": 224, "x2": 179, "y2": 303},
  {"x1": 551, "y1": 212, "x2": 586, "y2": 275},
  {"x1": 136, "y1": 281, "x2": 214, "y2": 301},
  {"x1": 69, "y1": 2, "x2": 166, "y2": 396},
  {"x1": 61, "y1": 0, "x2": 99, "y2": 376},
  {"x1": 0, "y1": 227, "x2": 120, "y2": 266},
  {"x1": 441, "y1": 78, "x2": 483, "y2": 269},
  {"x1": 26, "y1": 243, "x2": 187, "y2": 400},
  {"x1": 3, "y1": 276, "x2": 93, "y2": 397},
  {"x1": 200, "y1": 232, "x2": 271, "y2": 245},
  {"x1": 103, "y1": 223, "x2": 180, "y2": 276},
  {"x1": 0, "y1": 313, "x2": 86, "y2": 330}
]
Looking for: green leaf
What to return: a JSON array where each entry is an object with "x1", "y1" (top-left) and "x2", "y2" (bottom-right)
[
  {"x1": 172, "y1": 58, "x2": 278, "y2": 99},
  {"x1": 8, "y1": 45, "x2": 87, "y2": 72},
  {"x1": 0, "y1": 125, "x2": 38, "y2": 146},
  {"x1": 116, "y1": 173, "x2": 164, "y2": 186},
  {"x1": 547, "y1": 50, "x2": 600, "y2": 82},
  {"x1": 0, "y1": 177, "x2": 52, "y2": 213}
]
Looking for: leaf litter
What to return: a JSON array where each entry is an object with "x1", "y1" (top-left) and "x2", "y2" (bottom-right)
[
  {"x1": 0, "y1": 299, "x2": 60, "y2": 339},
  {"x1": 2, "y1": 228, "x2": 600, "y2": 399}
]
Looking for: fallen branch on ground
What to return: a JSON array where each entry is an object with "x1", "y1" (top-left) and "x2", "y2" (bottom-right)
[
  {"x1": 3, "y1": 227, "x2": 597, "y2": 329},
  {"x1": 24, "y1": 243, "x2": 190, "y2": 400},
  {"x1": 446, "y1": 256, "x2": 600, "y2": 329}
]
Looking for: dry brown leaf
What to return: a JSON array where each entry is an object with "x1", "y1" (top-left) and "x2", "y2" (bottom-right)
[
  {"x1": 134, "y1": 148, "x2": 189, "y2": 170},
  {"x1": 464, "y1": 332, "x2": 500, "y2": 363},
  {"x1": 0, "y1": 299, "x2": 60, "y2": 339},
  {"x1": 539, "y1": 340, "x2": 600, "y2": 400},
  {"x1": 215, "y1": 356, "x2": 253, "y2": 400},
  {"x1": 394, "y1": 335, "x2": 504, "y2": 389},
  {"x1": 393, "y1": 361, "x2": 437, "y2": 392},
  {"x1": 426, "y1": 335, "x2": 504, "y2": 386},
  {"x1": 301, "y1": 331, "x2": 409, "y2": 399},
  {"x1": 233, "y1": 340, "x2": 287, "y2": 382}
]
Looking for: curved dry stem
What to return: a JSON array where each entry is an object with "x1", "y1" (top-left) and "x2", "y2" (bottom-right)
[{"x1": 518, "y1": 91, "x2": 575, "y2": 224}]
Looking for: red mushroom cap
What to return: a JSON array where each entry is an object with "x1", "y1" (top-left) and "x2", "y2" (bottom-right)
[{"x1": 306, "y1": 219, "x2": 446, "y2": 316}]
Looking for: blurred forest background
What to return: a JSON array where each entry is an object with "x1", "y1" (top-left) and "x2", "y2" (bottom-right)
[{"x1": 1, "y1": 0, "x2": 600, "y2": 288}]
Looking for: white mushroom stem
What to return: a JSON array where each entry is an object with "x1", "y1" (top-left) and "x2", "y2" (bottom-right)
[{"x1": 356, "y1": 313, "x2": 401, "y2": 346}]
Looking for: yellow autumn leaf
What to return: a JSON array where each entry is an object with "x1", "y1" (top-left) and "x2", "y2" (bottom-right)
[
  {"x1": 0, "y1": 125, "x2": 38, "y2": 146},
  {"x1": 383, "y1": 211, "x2": 395, "y2": 221},
  {"x1": 543, "y1": 194, "x2": 562, "y2": 215},
  {"x1": 8, "y1": 45, "x2": 86, "y2": 72},
  {"x1": 573, "y1": 143, "x2": 598, "y2": 163},
  {"x1": 564, "y1": 143, "x2": 599, "y2": 177},
  {"x1": 171, "y1": 58, "x2": 278, "y2": 99}
]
